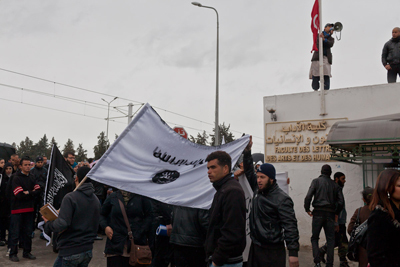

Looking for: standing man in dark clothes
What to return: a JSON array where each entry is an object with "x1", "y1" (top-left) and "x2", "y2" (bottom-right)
[
  {"x1": 304, "y1": 165, "x2": 344, "y2": 267},
  {"x1": 43, "y1": 166, "x2": 101, "y2": 267},
  {"x1": 170, "y1": 206, "x2": 209, "y2": 267},
  {"x1": 30, "y1": 156, "x2": 48, "y2": 228},
  {"x1": 9, "y1": 156, "x2": 41, "y2": 262},
  {"x1": 63, "y1": 151, "x2": 77, "y2": 169},
  {"x1": 10, "y1": 154, "x2": 20, "y2": 173},
  {"x1": 382, "y1": 27, "x2": 400, "y2": 83},
  {"x1": 0, "y1": 162, "x2": 12, "y2": 246},
  {"x1": 242, "y1": 136, "x2": 299, "y2": 267},
  {"x1": 318, "y1": 172, "x2": 349, "y2": 267},
  {"x1": 205, "y1": 151, "x2": 246, "y2": 267}
]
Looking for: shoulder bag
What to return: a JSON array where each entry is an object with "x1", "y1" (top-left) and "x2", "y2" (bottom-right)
[{"x1": 347, "y1": 207, "x2": 368, "y2": 261}]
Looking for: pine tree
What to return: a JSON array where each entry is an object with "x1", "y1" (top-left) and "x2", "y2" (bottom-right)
[
  {"x1": 18, "y1": 137, "x2": 34, "y2": 159},
  {"x1": 34, "y1": 134, "x2": 49, "y2": 158},
  {"x1": 48, "y1": 137, "x2": 58, "y2": 156},
  {"x1": 93, "y1": 131, "x2": 110, "y2": 159},
  {"x1": 75, "y1": 143, "x2": 87, "y2": 162},
  {"x1": 189, "y1": 130, "x2": 209, "y2": 145},
  {"x1": 62, "y1": 139, "x2": 75, "y2": 154},
  {"x1": 210, "y1": 123, "x2": 235, "y2": 145}
]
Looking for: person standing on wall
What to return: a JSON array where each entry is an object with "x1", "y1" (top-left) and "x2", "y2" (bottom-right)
[
  {"x1": 310, "y1": 23, "x2": 335, "y2": 91},
  {"x1": 304, "y1": 164, "x2": 344, "y2": 267},
  {"x1": 382, "y1": 27, "x2": 400, "y2": 83}
]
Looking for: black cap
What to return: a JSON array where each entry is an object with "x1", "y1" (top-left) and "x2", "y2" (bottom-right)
[
  {"x1": 77, "y1": 166, "x2": 91, "y2": 181},
  {"x1": 36, "y1": 156, "x2": 44, "y2": 162}
]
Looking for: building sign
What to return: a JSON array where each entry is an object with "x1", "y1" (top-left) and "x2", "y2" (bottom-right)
[{"x1": 265, "y1": 118, "x2": 347, "y2": 163}]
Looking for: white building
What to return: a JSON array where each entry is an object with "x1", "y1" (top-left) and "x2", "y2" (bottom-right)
[{"x1": 263, "y1": 83, "x2": 400, "y2": 245}]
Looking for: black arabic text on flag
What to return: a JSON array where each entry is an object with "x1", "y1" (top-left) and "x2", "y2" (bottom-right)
[{"x1": 44, "y1": 144, "x2": 75, "y2": 210}]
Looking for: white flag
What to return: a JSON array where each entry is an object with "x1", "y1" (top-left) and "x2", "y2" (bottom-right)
[{"x1": 88, "y1": 103, "x2": 250, "y2": 209}]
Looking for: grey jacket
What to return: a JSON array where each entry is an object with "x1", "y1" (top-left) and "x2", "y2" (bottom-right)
[{"x1": 382, "y1": 37, "x2": 400, "y2": 66}]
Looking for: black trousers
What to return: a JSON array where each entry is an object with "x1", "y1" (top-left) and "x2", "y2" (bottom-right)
[
  {"x1": 320, "y1": 224, "x2": 349, "y2": 262},
  {"x1": 311, "y1": 213, "x2": 335, "y2": 267},
  {"x1": 9, "y1": 212, "x2": 34, "y2": 257},
  {"x1": 247, "y1": 243, "x2": 286, "y2": 267},
  {"x1": 0, "y1": 216, "x2": 9, "y2": 241},
  {"x1": 107, "y1": 255, "x2": 130, "y2": 267},
  {"x1": 152, "y1": 235, "x2": 174, "y2": 267},
  {"x1": 312, "y1": 75, "x2": 330, "y2": 90},
  {"x1": 387, "y1": 64, "x2": 400, "y2": 83},
  {"x1": 173, "y1": 244, "x2": 206, "y2": 267}
]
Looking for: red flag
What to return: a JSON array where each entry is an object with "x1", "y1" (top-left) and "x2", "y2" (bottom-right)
[{"x1": 311, "y1": 0, "x2": 319, "y2": 52}]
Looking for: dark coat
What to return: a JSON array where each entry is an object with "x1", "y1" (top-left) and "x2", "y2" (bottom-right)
[
  {"x1": 205, "y1": 174, "x2": 246, "y2": 266},
  {"x1": 243, "y1": 150, "x2": 299, "y2": 257},
  {"x1": 382, "y1": 36, "x2": 400, "y2": 66},
  {"x1": 367, "y1": 201, "x2": 400, "y2": 267},
  {"x1": 311, "y1": 34, "x2": 334, "y2": 64},
  {"x1": 100, "y1": 191, "x2": 153, "y2": 255},
  {"x1": 0, "y1": 169, "x2": 11, "y2": 218}
]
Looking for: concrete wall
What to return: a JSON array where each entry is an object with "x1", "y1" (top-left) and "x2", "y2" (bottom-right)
[{"x1": 263, "y1": 83, "x2": 400, "y2": 245}]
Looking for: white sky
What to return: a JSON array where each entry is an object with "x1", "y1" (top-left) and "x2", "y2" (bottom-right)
[{"x1": 0, "y1": 0, "x2": 398, "y2": 158}]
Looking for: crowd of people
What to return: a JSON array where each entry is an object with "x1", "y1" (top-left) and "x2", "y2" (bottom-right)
[{"x1": 0, "y1": 136, "x2": 400, "y2": 267}]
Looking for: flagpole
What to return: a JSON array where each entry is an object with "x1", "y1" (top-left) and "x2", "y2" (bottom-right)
[
  {"x1": 73, "y1": 176, "x2": 88, "y2": 192},
  {"x1": 319, "y1": 0, "x2": 326, "y2": 116}
]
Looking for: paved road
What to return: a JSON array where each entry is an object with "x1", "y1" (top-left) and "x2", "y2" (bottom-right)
[{"x1": 0, "y1": 229, "x2": 357, "y2": 266}]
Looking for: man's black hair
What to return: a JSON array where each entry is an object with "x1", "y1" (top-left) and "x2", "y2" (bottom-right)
[
  {"x1": 334, "y1": 172, "x2": 345, "y2": 180},
  {"x1": 206, "y1": 151, "x2": 232, "y2": 171},
  {"x1": 321, "y1": 164, "x2": 332, "y2": 176},
  {"x1": 19, "y1": 156, "x2": 31, "y2": 166},
  {"x1": 63, "y1": 150, "x2": 75, "y2": 159},
  {"x1": 76, "y1": 166, "x2": 91, "y2": 183}
]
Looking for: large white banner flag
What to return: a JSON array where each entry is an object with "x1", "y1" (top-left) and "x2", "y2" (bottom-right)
[{"x1": 88, "y1": 103, "x2": 250, "y2": 209}]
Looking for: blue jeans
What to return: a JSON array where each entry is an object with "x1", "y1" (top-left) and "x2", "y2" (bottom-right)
[
  {"x1": 311, "y1": 213, "x2": 335, "y2": 267},
  {"x1": 210, "y1": 263, "x2": 242, "y2": 267},
  {"x1": 53, "y1": 250, "x2": 92, "y2": 267}
]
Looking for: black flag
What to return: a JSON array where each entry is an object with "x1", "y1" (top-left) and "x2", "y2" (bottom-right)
[{"x1": 44, "y1": 144, "x2": 75, "y2": 209}]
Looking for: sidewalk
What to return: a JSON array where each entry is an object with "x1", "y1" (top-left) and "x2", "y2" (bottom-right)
[{"x1": 0, "y1": 229, "x2": 358, "y2": 266}]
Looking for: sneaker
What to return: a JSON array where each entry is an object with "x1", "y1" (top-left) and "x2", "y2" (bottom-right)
[
  {"x1": 6, "y1": 248, "x2": 11, "y2": 257},
  {"x1": 314, "y1": 264, "x2": 321, "y2": 267},
  {"x1": 23, "y1": 253, "x2": 36, "y2": 260},
  {"x1": 9, "y1": 255, "x2": 19, "y2": 262},
  {"x1": 94, "y1": 235, "x2": 103, "y2": 241}
]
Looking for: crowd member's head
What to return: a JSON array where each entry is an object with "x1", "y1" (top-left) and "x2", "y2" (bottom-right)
[
  {"x1": 255, "y1": 161, "x2": 262, "y2": 170},
  {"x1": 362, "y1": 186, "x2": 374, "y2": 205},
  {"x1": 256, "y1": 163, "x2": 276, "y2": 192},
  {"x1": 43, "y1": 156, "x2": 48, "y2": 165},
  {"x1": 321, "y1": 164, "x2": 332, "y2": 177},
  {"x1": 324, "y1": 23, "x2": 334, "y2": 34},
  {"x1": 35, "y1": 157, "x2": 44, "y2": 168},
  {"x1": 334, "y1": 172, "x2": 346, "y2": 187},
  {"x1": 370, "y1": 169, "x2": 400, "y2": 219},
  {"x1": 88, "y1": 158, "x2": 94, "y2": 164},
  {"x1": 10, "y1": 154, "x2": 20, "y2": 169},
  {"x1": 0, "y1": 158, "x2": 4, "y2": 169},
  {"x1": 392, "y1": 27, "x2": 400, "y2": 39},
  {"x1": 19, "y1": 156, "x2": 32, "y2": 175},
  {"x1": 206, "y1": 151, "x2": 232, "y2": 183},
  {"x1": 4, "y1": 163, "x2": 13, "y2": 177},
  {"x1": 76, "y1": 166, "x2": 91, "y2": 184},
  {"x1": 63, "y1": 151, "x2": 75, "y2": 166}
]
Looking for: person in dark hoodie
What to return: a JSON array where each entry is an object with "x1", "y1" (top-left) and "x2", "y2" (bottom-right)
[
  {"x1": 243, "y1": 136, "x2": 299, "y2": 267},
  {"x1": 30, "y1": 156, "x2": 48, "y2": 229},
  {"x1": 0, "y1": 162, "x2": 12, "y2": 246},
  {"x1": 382, "y1": 27, "x2": 400, "y2": 83},
  {"x1": 204, "y1": 151, "x2": 246, "y2": 267},
  {"x1": 43, "y1": 166, "x2": 100, "y2": 267},
  {"x1": 9, "y1": 156, "x2": 41, "y2": 262}
]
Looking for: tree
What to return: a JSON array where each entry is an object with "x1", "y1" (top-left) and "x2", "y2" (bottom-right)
[
  {"x1": 210, "y1": 123, "x2": 235, "y2": 145},
  {"x1": 75, "y1": 143, "x2": 87, "y2": 162},
  {"x1": 48, "y1": 137, "x2": 58, "y2": 156},
  {"x1": 62, "y1": 139, "x2": 75, "y2": 154},
  {"x1": 34, "y1": 134, "x2": 49, "y2": 158},
  {"x1": 93, "y1": 131, "x2": 109, "y2": 159},
  {"x1": 17, "y1": 137, "x2": 34, "y2": 159},
  {"x1": 189, "y1": 130, "x2": 209, "y2": 145}
]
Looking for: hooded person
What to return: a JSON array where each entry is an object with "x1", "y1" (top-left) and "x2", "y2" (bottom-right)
[
  {"x1": 0, "y1": 162, "x2": 13, "y2": 245},
  {"x1": 243, "y1": 136, "x2": 300, "y2": 267}
]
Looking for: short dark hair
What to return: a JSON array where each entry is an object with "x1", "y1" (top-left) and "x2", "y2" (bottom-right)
[
  {"x1": 321, "y1": 164, "x2": 332, "y2": 176},
  {"x1": 334, "y1": 172, "x2": 345, "y2": 180},
  {"x1": 76, "y1": 166, "x2": 91, "y2": 183},
  {"x1": 63, "y1": 151, "x2": 75, "y2": 158},
  {"x1": 362, "y1": 186, "x2": 374, "y2": 205},
  {"x1": 206, "y1": 151, "x2": 232, "y2": 171},
  {"x1": 20, "y1": 156, "x2": 31, "y2": 166}
]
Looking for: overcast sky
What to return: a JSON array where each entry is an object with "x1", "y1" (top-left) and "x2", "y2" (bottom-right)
[{"x1": 0, "y1": 0, "x2": 398, "y2": 158}]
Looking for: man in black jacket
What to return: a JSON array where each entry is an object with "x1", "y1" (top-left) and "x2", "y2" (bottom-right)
[
  {"x1": 382, "y1": 27, "x2": 400, "y2": 83},
  {"x1": 43, "y1": 166, "x2": 100, "y2": 267},
  {"x1": 304, "y1": 164, "x2": 344, "y2": 267},
  {"x1": 9, "y1": 156, "x2": 41, "y2": 262},
  {"x1": 205, "y1": 151, "x2": 246, "y2": 267},
  {"x1": 243, "y1": 137, "x2": 299, "y2": 267}
]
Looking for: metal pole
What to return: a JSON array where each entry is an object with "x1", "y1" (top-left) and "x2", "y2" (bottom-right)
[
  {"x1": 128, "y1": 103, "x2": 133, "y2": 124},
  {"x1": 101, "y1": 97, "x2": 118, "y2": 139},
  {"x1": 192, "y1": 2, "x2": 220, "y2": 146},
  {"x1": 319, "y1": 0, "x2": 326, "y2": 116}
]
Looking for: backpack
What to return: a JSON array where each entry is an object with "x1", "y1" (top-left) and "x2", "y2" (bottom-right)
[{"x1": 347, "y1": 207, "x2": 368, "y2": 262}]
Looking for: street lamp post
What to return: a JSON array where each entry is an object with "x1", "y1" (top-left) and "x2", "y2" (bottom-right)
[
  {"x1": 192, "y1": 2, "x2": 220, "y2": 146},
  {"x1": 101, "y1": 97, "x2": 118, "y2": 139}
]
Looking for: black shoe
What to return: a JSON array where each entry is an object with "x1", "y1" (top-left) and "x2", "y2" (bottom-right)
[
  {"x1": 314, "y1": 263, "x2": 321, "y2": 267},
  {"x1": 23, "y1": 253, "x2": 36, "y2": 260},
  {"x1": 9, "y1": 255, "x2": 19, "y2": 262},
  {"x1": 94, "y1": 235, "x2": 103, "y2": 241}
]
